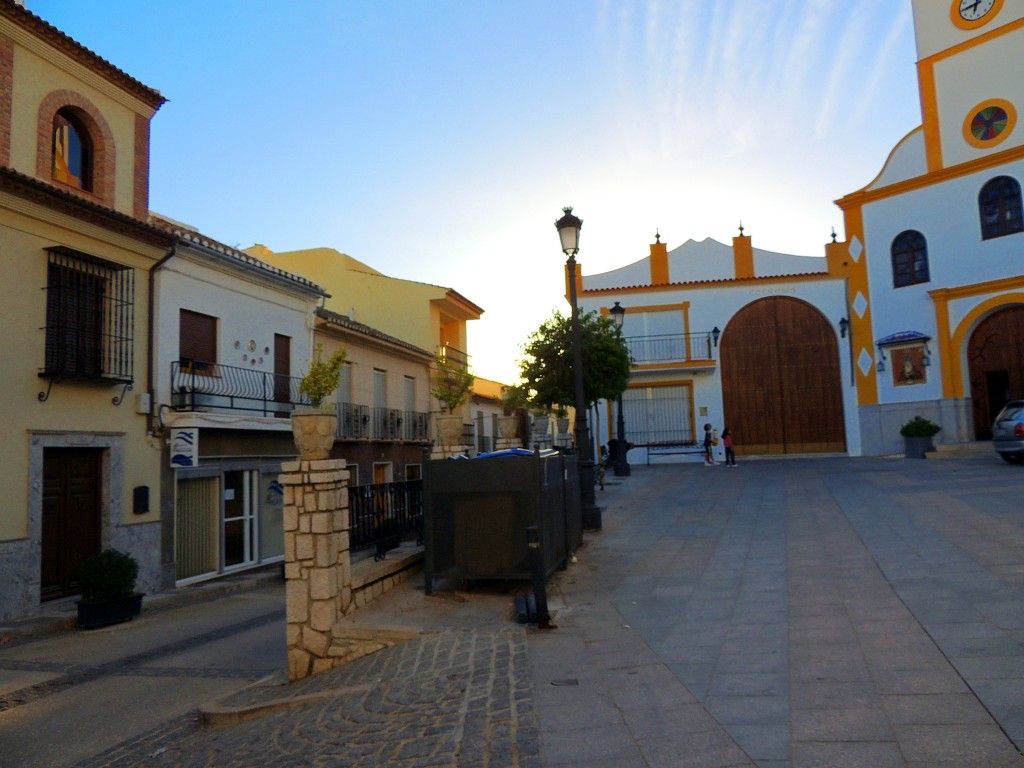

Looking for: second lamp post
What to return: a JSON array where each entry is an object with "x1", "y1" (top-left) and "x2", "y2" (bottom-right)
[{"x1": 608, "y1": 301, "x2": 631, "y2": 476}]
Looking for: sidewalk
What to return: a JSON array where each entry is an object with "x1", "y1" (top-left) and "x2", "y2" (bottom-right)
[{"x1": 5, "y1": 456, "x2": 1024, "y2": 767}]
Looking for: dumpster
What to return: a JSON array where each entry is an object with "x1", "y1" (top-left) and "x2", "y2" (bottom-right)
[{"x1": 423, "y1": 451, "x2": 581, "y2": 594}]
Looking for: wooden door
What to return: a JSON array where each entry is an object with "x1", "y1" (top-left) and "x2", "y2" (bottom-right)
[
  {"x1": 41, "y1": 448, "x2": 101, "y2": 601},
  {"x1": 720, "y1": 297, "x2": 845, "y2": 455},
  {"x1": 968, "y1": 306, "x2": 1024, "y2": 439}
]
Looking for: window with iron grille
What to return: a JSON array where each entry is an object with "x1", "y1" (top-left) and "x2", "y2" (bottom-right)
[{"x1": 43, "y1": 247, "x2": 134, "y2": 382}]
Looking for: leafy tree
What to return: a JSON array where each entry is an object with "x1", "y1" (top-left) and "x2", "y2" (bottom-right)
[
  {"x1": 430, "y1": 352, "x2": 475, "y2": 414},
  {"x1": 518, "y1": 310, "x2": 631, "y2": 409}
]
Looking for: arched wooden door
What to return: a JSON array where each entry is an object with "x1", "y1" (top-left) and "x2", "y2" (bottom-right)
[
  {"x1": 720, "y1": 297, "x2": 846, "y2": 455},
  {"x1": 968, "y1": 305, "x2": 1024, "y2": 439}
]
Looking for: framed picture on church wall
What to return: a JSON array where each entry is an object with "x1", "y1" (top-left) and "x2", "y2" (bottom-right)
[{"x1": 890, "y1": 344, "x2": 927, "y2": 387}]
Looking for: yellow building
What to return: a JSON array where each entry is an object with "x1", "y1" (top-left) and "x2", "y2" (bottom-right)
[
  {"x1": 0, "y1": 2, "x2": 171, "y2": 618},
  {"x1": 245, "y1": 245, "x2": 483, "y2": 367},
  {"x1": 245, "y1": 245, "x2": 486, "y2": 444}
]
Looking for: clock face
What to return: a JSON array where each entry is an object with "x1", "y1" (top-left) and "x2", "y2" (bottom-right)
[{"x1": 958, "y1": 0, "x2": 997, "y2": 22}]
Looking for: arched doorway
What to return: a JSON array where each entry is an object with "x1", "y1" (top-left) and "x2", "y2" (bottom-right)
[
  {"x1": 720, "y1": 296, "x2": 845, "y2": 454},
  {"x1": 967, "y1": 305, "x2": 1024, "y2": 439}
]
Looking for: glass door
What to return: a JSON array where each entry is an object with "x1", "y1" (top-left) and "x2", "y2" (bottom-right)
[{"x1": 223, "y1": 470, "x2": 257, "y2": 569}]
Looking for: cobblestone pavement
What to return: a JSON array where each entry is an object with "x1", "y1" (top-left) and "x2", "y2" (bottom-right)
[{"x1": 75, "y1": 628, "x2": 540, "y2": 768}]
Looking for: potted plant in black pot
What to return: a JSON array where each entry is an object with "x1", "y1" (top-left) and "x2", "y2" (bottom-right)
[
  {"x1": 76, "y1": 548, "x2": 143, "y2": 629},
  {"x1": 900, "y1": 416, "x2": 941, "y2": 459}
]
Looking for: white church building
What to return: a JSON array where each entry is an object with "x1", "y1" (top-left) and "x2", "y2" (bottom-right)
[{"x1": 579, "y1": 0, "x2": 1024, "y2": 460}]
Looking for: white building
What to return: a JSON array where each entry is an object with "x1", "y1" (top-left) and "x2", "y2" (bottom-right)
[{"x1": 580, "y1": 0, "x2": 1024, "y2": 461}]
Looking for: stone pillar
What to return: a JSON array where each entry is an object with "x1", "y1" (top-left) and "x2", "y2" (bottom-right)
[{"x1": 281, "y1": 458, "x2": 350, "y2": 681}]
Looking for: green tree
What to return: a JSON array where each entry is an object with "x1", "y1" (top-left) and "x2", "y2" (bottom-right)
[{"x1": 518, "y1": 310, "x2": 631, "y2": 409}]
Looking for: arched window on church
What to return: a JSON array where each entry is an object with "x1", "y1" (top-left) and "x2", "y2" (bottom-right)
[
  {"x1": 979, "y1": 175, "x2": 1023, "y2": 240},
  {"x1": 891, "y1": 230, "x2": 929, "y2": 288},
  {"x1": 51, "y1": 109, "x2": 92, "y2": 192}
]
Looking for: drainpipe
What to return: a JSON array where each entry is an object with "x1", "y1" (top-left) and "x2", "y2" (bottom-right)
[{"x1": 147, "y1": 240, "x2": 178, "y2": 433}]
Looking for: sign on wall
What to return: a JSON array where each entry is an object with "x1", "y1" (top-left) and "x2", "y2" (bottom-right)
[{"x1": 170, "y1": 428, "x2": 199, "y2": 468}]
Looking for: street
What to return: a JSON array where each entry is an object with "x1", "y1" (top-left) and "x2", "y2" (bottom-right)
[
  {"x1": 0, "y1": 587, "x2": 284, "y2": 768},
  {"x1": 3, "y1": 456, "x2": 1024, "y2": 767}
]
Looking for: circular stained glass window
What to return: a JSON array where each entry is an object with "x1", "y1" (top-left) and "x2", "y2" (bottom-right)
[
  {"x1": 971, "y1": 105, "x2": 1009, "y2": 142},
  {"x1": 963, "y1": 99, "x2": 1016, "y2": 149}
]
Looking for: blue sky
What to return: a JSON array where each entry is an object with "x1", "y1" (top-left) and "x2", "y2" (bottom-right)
[{"x1": 31, "y1": 0, "x2": 920, "y2": 383}]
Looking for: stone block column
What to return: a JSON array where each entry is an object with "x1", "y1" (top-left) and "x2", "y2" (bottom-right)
[{"x1": 280, "y1": 458, "x2": 350, "y2": 681}]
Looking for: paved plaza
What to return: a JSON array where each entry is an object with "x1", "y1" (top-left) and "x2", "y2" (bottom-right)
[{"x1": 2, "y1": 456, "x2": 1024, "y2": 767}]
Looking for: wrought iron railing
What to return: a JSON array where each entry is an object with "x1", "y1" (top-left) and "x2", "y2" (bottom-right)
[
  {"x1": 403, "y1": 410, "x2": 431, "y2": 441},
  {"x1": 625, "y1": 333, "x2": 714, "y2": 365},
  {"x1": 348, "y1": 480, "x2": 423, "y2": 561},
  {"x1": 170, "y1": 359, "x2": 302, "y2": 415},
  {"x1": 337, "y1": 402, "x2": 370, "y2": 438}
]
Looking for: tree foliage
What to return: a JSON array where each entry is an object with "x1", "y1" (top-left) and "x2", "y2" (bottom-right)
[
  {"x1": 518, "y1": 310, "x2": 631, "y2": 409},
  {"x1": 430, "y1": 352, "x2": 475, "y2": 414}
]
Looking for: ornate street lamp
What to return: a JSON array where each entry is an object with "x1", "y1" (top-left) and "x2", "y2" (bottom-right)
[
  {"x1": 608, "y1": 302, "x2": 630, "y2": 477},
  {"x1": 555, "y1": 206, "x2": 600, "y2": 530}
]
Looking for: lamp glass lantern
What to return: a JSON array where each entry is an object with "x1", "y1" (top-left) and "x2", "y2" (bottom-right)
[{"x1": 556, "y1": 207, "x2": 582, "y2": 256}]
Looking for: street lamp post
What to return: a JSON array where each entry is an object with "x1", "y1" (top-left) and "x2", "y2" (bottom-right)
[
  {"x1": 555, "y1": 206, "x2": 600, "y2": 530},
  {"x1": 609, "y1": 301, "x2": 630, "y2": 477}
]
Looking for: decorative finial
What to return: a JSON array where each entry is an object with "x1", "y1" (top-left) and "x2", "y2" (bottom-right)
[
  {"x1": 655, "y1": 229, "x2": 661, "y2": 243},
  {"x1": 831, "y1": 227, "x2": 837, "y2": 243},
  {"x1": 738, "y1": 221, "x2": 744, "y2": 237}
]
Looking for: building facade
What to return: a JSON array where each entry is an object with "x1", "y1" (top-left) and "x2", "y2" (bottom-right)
[
  {"x1": 0, "y1": 1, "x2": 171, "y2": 619},
  {"x1": 580, "y1": 0, "x2": 1024, "y2": 461},
  {"x1": 151, "y1": 221, "x2": 326, "y2": 587}
]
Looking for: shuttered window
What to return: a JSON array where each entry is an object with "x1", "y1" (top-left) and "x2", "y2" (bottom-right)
[{"x1": 179, "y1": 310, "x2": 217, "y2": 373}]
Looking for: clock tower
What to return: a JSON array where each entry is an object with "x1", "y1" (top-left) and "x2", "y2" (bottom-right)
[{"x1": 911, "y1": 0, "x2": 1024, "y2": 171}]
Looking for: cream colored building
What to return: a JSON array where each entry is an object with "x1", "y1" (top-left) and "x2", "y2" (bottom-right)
[
  {"x1": 245, "y1": 245, "x2": 486, "y2": 444},
  {"x1": 0, "y1": 2, "x2": 171, "y2": 618}
]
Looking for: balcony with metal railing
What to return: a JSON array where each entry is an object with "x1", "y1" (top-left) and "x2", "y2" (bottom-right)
[
  {"x1": 624, "y1": 332, "x2": 717, "y2": 373},
  {"x1": 170, "y1": 359, "x2": 300, "y2": 416},
  {"x1": 170, "y1": 360, "x2": 431, "y2": 442}
]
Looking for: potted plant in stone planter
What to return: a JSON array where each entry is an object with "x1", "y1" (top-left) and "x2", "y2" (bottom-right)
[
  {"x1": 900, "y1": 416, "x2": 941, "y2": 459},
  {"x1": 76, "y1": 548, "x2": 143, "y2": 629},
  {"x1": 498, "y1": 384, "x2": 530, "y2": 439},
  {"x1": 291, "y1": 343, "x2": 346, "y2": 460},
  {"x1": 430, "y1": 351, "x2": 474, "y2": 446}
]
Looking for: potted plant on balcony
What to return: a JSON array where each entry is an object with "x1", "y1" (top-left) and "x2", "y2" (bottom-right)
[
  {"x1": 900, "y1": 415, "x2": 941, "y2": 459},
  {"x1": 430, "y1": 352, "x2": 474, "y2": 446},
  {"x1": 291, "y1": 343, "x2": 346, "y2": 460},
  {"x1": 76, "y1": 548, "x2": 143, "y2": 629},
  {"x1": 498, "y1": 384, "x2": 530, "y2": 439}
]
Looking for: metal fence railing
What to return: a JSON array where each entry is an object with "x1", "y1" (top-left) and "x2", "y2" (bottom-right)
[
  {"x1": 625, "y1": 333, "x2": 714, "y2": 365},
  {"x1": 348, "y1": 480, "x2": 423, "y2": 561}
]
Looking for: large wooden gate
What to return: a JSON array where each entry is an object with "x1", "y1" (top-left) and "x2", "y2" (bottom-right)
[
  {"x1": 968, "y1": 305, "x2": 1024, "y2": 439},
  {"x1": 41, "y1": 448, "x2": 102, "y2": 601},
  {"x1": 720, "y1": 297, "x2": 845, "y2": 455}
]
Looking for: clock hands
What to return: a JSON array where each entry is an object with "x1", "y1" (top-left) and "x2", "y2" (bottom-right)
[{"x1": 960, "y1": 0, "x2": 982, "y2": 13}]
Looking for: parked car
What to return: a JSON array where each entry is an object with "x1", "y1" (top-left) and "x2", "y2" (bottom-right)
[{"x1": 992, "y1": 400, "x2": 1024, "y2": 464}]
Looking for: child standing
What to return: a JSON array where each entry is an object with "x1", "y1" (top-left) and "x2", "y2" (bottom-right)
[
  {"x1": 702, "y1": 423, "x2": 716, "y2": 466},
  {"x1": 722, "y1": 427, "x2": 736, "y2": 466}
]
